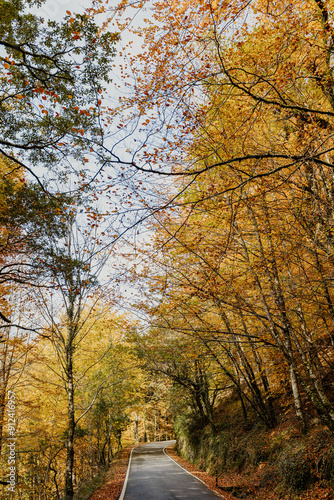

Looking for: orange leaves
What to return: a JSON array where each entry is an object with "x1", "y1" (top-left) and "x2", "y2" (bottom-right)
[
  {"x1": 32, "y1": 86, "x2": 45, "y2": 95},
  {"x1": 3, "y1": 56, "x2": 15, "y2": 68}
]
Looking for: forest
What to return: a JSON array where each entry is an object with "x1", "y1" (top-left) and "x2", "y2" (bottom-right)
[{"x1": 1, "y1": 0, "x2": 334, "y2": 499}]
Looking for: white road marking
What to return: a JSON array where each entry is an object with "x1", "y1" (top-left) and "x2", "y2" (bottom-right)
[
  {"x1": 119, "y1": 441, "x2": 224, "y2": 499},
  {"x1": 163, "y1": 445, "x2": 224, "y2": 498},
  {"x1": 118, "y1": 447, "x2": 134, "y2": 500}
]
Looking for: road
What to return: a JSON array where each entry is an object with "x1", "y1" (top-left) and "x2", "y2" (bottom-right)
[{"x1": 121, "y1": 440, "x2": 220, "y2": 500}]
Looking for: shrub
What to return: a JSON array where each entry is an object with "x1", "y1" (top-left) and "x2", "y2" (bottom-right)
[
  {"x1": 277, "y1": 445, "x2": 314, "y2": 492},
  {"x1": 316, "y1": 447, "x2": 334, "y2": 485}
]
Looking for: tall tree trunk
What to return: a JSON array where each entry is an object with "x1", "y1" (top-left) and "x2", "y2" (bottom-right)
[
  {"x1": 134, "y1": 413, "x2": 139, "y2": 444},
  {"x1": 65, "y1": 342, "x2": 75, "y2": 500},
  {"x1": 289, "y1": 362, "x2": 307, "y2": 434},
  {"x1": 0, "y1": 336, "x2": 10, "y2": 456}
]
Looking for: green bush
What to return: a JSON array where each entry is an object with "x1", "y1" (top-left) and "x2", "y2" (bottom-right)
[
  {"x1": 316, "y1": 447, "x2": 334, "y2": 484},
  {"x1": 277, "y1": 445, "x2": 314, "y2": 492},
  {"x1": 73, "y1": 466, "x2": 108, "y2": 500}
]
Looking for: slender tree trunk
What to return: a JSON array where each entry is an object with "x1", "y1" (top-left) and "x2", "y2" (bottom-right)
[
  {"x1": 0, "y1": 337, "x2": 10, "y2": 455},
  {"x1": 65, "y1": 342, "x2": 75, "y2": 500},
  {"x1": 134, "y1": 413, "x2": 139, "y2": 444},
  {"x1": 289, "y1": 362, "x2": 307, "y2": 433},
  {"x1": 143, "y1": 413, "x2": 147, "y2": 442}
]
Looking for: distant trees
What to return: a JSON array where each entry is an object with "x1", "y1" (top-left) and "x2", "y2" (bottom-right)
[
  {"x1": 4, "y1": 309, "x2": 138, "y2": 500},
  {"x1": 81, "y1": 318, "x2": 143, "y2": 465},
  {"x1": 136, "y1": 328, "x2": 219, "y2": 433}
]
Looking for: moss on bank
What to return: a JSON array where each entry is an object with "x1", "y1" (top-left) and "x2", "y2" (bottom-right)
[{"x1": 174, "y1": 401, "x2": 334, "y2": 497}]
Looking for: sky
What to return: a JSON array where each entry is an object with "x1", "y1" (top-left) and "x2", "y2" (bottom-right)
[
  {"x1": 30, "y1": 0, "x2": 147, "y2": 114},
  {"x1": 30, "y1": 0, "x2": 92, "y2": 18},
  {"x1": 28, "y1": 0, "x2": 157, "y2": 315}
]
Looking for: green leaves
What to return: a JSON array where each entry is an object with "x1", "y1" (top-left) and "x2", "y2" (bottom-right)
[{"x1": 0, "y1": 0, "x2": 118, "y2": 173}]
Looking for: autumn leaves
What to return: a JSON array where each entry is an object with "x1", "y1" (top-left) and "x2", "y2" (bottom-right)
[
  {"x1": 3, "y1": 0, "x2": 334, "y2": 498},
  {"x1": 110, "y1": 0, "x2": 334, "y2": 436}
]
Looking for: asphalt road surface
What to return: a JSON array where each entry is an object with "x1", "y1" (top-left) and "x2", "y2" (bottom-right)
[{"x1": 121, "y1": 440, "x2": 219, "y2": 500}]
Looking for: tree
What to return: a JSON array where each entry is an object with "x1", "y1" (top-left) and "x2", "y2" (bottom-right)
[
  {"x1": 97, "y1": 0, "x2": 334, "y2": 436},
  {"x1": 0, "y1": 180, "x2": 77, "y2": 290},
  {"x1": 137, "y1": 110, "x2": 334, "y2": 433},
  {"x1": 78, "y1": 313, "x2": 142, "y2": 468},
  {"x1": 0, "y1": 0, "x2": 118, "y2": 184},
  {"x1": 136, "y1": 328, "x2": 220, "y2": 434},
  {"x1": 31, "y1": 201, "x2": 116, "y2": 500},
  {"x1": 88, "y1": 0, "x2": 334, "y2": 193},
  {"x1": 0, "y1": 307, "x2": 140, "y2": 500},
  {"x1": 0, "y1": 180, "x2": 120, "y2": 499}
]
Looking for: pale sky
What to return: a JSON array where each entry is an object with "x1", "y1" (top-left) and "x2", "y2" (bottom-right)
[{"x1": 30, "y1": 0, "x2": 92, "y2": 19}]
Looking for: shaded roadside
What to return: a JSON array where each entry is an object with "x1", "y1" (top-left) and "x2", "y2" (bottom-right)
[
  {"x1": 165, "y1": 445, "x2": 241, "y2": 500},
  {"x1": 74, "y1": 447, "x2": 132, "y2": 500},
  {"x1": 166, "y1": 444, "x2": 334, "y2": 500}
]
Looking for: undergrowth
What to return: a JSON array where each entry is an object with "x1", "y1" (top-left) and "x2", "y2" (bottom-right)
[
  {"x1": 73, "y1": 466, "x2": 109, "y2": 500},
  {"x1": 174, "y1": 401, "x2": 334, "y2": 497}
]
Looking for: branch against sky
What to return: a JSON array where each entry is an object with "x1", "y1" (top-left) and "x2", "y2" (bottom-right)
[
  {"x1": 89, "y1": 0, "x2": 334, "y2": 198},
  {"x1": 0, "y1": 0, "x2": 118, "y2": 188}
]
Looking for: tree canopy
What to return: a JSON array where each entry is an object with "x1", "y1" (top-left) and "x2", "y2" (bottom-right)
[
  {"x1": 0, "y1": 0, "x2": 118, "y2": 183},
  {"x1": 3, "y1": 1, "x2": 334, "y2": 499}
]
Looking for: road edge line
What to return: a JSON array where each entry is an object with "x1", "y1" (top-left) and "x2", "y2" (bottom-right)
[
  {"x1": 163, "y1": 445, "x2": 206, "y2": 485},
  {"x1": 163, "y1": 445, "x2": 224, "y2": 498},
  {"x1": 118, "y1": 446, "x2": 134, "y2": 500}
]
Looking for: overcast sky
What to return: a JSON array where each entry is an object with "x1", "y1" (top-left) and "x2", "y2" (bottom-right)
[{"x1": 30, "y1": 0, "x2": 91, "y2": 19}]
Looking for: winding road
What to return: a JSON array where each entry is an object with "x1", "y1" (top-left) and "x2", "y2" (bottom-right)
[{"x1": 120, "y1": 440, "x2": 220, "y2": 500}]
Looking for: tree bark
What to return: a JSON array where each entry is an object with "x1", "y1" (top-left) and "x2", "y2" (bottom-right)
[{"x1": 65, "y1": 337, "x2": 75, "y2": 500}]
